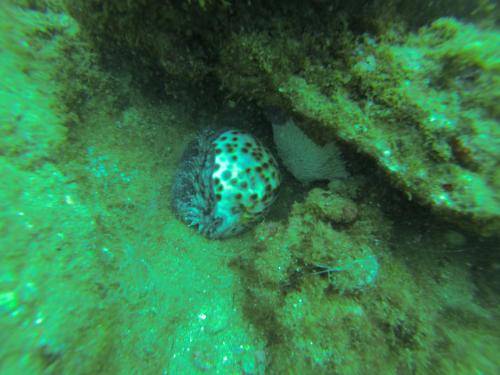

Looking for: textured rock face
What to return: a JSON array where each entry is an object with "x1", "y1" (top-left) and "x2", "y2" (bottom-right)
[
  {"x1": 221, "y1": 17, "x2": 499, "y2": 236},
  {"x1": 273, "y1": 19, "x2": 500, "y2": 234},
  {"x1": 66, "y1": 0, "x2": 499, "y2": 235}
]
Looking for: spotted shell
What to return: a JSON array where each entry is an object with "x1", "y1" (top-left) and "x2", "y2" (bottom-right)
[{"x1": 171, "y1": 129, "x2": 281, "y2": 239}]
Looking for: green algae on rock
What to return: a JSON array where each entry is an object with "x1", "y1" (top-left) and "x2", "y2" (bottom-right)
[
  {"x1": 224, "y1": 17, "x2": 500, "y2": 236},
  {"x1": 2, "y1": 0, "x2": 499, "y2": 374},
  {"x1": 1, "y1": 1, "x2": 267, "y2": 373},
  {"x1": 65, "y1": 0, "x2": 499, "y2": 235},
  {"x1": 279, "y1": 18, "x2": 500, "y2": 236},
  {"x1": 0, "y1": 2, "x2": 114, "y2": 373},
  {"x1": 235, "y1": 180, "x2": 499, "y2": 374}
]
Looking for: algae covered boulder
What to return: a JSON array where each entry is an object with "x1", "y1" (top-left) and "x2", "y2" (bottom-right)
[
  {"x1": 220, "y1": 15, "x2": 500, "y2": 236},
  {"x1": 235, "y1": 180, "x2": 498, "y2": 374},
  {"x1": 273, "y1": 19, "x2": 500, "y2": 236}
]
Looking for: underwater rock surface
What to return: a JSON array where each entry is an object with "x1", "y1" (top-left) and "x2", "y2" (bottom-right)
[
  {"x1": 1, "y1": 1, "x2": 499, "y2": 374},
  {"x1": 66, "y1": 0, "x2": 499, "y2": 235},
  {"x1": 222, "y1": 18, "x2": 500, "y2": 236}
]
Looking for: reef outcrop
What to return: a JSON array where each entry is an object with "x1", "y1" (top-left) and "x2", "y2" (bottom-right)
[{"x1": 66, "y1": 1, "x2": 499, "y2": 235}]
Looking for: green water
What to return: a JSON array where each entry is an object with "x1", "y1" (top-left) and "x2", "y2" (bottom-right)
[{"x1": 0, "y1": 1, "x2": 498, "y2": 374}]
